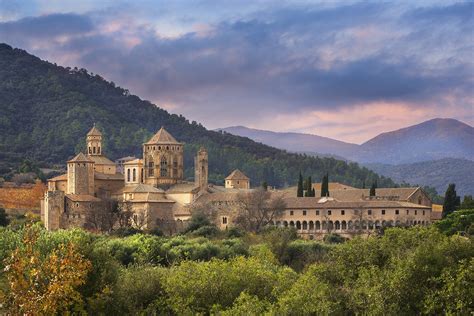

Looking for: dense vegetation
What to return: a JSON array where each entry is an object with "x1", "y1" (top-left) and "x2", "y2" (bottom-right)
[
  {"x1": 0, "y1": 43, "x2": 396, "y2": 188},
  {"x1": 1, "y1": 209, "x2": 473, "y2": 314},
  {"x1": 366, "y1": 158, "x2": 474, "y2": 197}
]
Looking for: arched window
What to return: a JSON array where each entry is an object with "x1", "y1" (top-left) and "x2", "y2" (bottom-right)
[
  {"x1": 289, "y1": 221, "x2": 295, "y2": 227},
  {"x1": 302, "y1": 221, "x2": 308, "y2": 230},
  {"x1": 284, "y1": 221, "x2": 288, "y2": 227},
  {"x1": 133, "y1": 168, "x2": 136, "y2": 182},
  {"x1": 98, "y1": 147, "x2": 101, "y2": 154},
  {"x1": 348, "y1": 221, "x2": 353, "y2": 230},
  {"x1": 309, "y1": 221, "x2": 314, "y2": 230},
  {"x1": 127, "y1": 169, "x2": 131, "y2": 182},
  {"x1": 341, "y1": 220, "x2": 347, "y2": 230},
  {"x1": 160, "y1": 156, "x2": 168, "y2": 177},
  {"x1": 296, "y1": 221, "x2": 301, "y2": 230},
  {"x1": 148, "y1": 161, "x2": 154, "y2": 176},
  {"x1": 335, "y1": 221, "x2": 341, "y2": 230},
  {"x1": 93, "y1": 147, "x2": 96, "y2": 154},
  {"x1": 315, "y1": 221, "x2": 321, "y2": 230}
]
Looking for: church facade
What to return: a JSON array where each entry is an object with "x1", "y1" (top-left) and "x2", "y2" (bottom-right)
[{"x1": 41, "y1": 126, "x2": 433, "y2": 237}]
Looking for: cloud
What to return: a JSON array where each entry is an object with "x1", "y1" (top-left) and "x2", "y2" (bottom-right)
[{"x1": 0, "y1": 1, "x2": 472, "y2": 141}]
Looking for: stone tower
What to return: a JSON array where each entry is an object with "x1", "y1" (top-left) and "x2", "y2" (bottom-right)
[
  {"x1": 143, "y1": 127, "x2": 184, "y2": 186},
  {"x1": 195, "y1": 147, "x2": 208, "y2": 190},
  {"x1": 67, "y1": 153, "x2": 95, "y2": 195},
  {"x1": 87, "y1": 125, "x2": 102, "y2": 156}
]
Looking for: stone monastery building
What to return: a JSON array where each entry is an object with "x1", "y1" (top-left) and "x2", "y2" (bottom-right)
[{"x1": 42, "y1": 126, "x2": 433, "y2": 238}]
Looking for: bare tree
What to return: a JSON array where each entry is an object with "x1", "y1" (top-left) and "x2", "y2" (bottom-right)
[
  {"x1": 84, "y1": 198, "x2": 119, "y2": 233},
  {"x1": 131, "y1": 208, "x2": 149, "y2": 230},
  {"x1": 235, "y1": 189, "x2": 286, "y2": 233}
]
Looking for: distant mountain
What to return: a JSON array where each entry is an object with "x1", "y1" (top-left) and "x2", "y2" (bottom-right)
[
  {"x1": 0, "y1": 43, "x2": 396, "y2": 189},
  {"x1": 217, "y1": 126, "x2": 358, "y2": 158},
  {"x1": 219, "y1": 118, "x2": 474, "y2": 165},
  {"x1": 365, "y1": 158, "x2": 474, "y2": 197},
  {"x1": 355, "y1": 118, "x2": 474, "y2": 164}
]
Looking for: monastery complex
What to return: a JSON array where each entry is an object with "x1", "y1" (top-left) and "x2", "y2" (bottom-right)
[{"x1": 41, "y1": 126, "x2": 434, "y2": 239}]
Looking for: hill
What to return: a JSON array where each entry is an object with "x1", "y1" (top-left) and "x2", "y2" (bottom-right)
[
  {"x1": 219, "y1": 119, "x2": 474, "y2": 165},
  {"x1": 365, "y1": 158, "x2": 474, "y2": 197},
  {"x1": 217, "y1": 126, "x2": 357, "y2": 159},
  {"x1": 0, "y1": 43, "x2": 395, "y2": 188},
  {"x1": 355, "y1": 118, "x2": 474, "y2": 164}
]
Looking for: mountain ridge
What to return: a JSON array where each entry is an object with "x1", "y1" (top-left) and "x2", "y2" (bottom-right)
[{"x1": 219, "y1": 118, "x2": 474, "y2": 164}]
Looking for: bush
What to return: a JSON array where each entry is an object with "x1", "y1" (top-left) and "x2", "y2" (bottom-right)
[
  {"x1": 190, "y1": 225, "x2": 220, "y2": 238},
  {"x1": 323, "y1": 233, "x2": 345, "y2": 244},
  {"x1": 0, "y1": 208, "x2": 9, "y2": 227}
]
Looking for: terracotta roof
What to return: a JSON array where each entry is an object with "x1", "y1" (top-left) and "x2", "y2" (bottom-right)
[
  {"x1": 94, "y1": 172, "x2": 124, "y2": 180},
  {"x1": 166, "y1": 183, "x2": 200, "y2": 193},
  {"x1": 124, "y1": 159, "x2": 143, "y2": 165},
  {"x1": 328, "y1": 187, "x2": 421, "y2": 201},
  {"x1": 146, "y1": 127, "x2": 180, "y2": 144},
  {"x1": 225, "y1": 169, "x2": 249, "y2": 180},
  {"x1": 313, "y1": 182, "x2": 356, "y2": 191},
  {"x1": 49, "y1": 173, "x2": 67, "y2": 181},
  {"x1": 283, "y1": 197, "x2": 430, "y2": 209},
  {"x1": 123, "y1": 184, "x2": 164, "y2": 193},
  {"x1": 87, "y1": 125, "x2": 102, "y2": 136},
  {"x1": 68, "y1": 153, "x2": 93, "y2": 163},
  {"x1": 89, "y1": 155, "x2": 116, "y2": 165},
  {"x1": 66, "y1": 194, "x2": 101, "y2": 202}
]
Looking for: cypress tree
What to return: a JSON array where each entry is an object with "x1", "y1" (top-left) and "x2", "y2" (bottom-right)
[
  {"x1": 442, "y1": 183, "x2": 460, "y2": 218},
  {"x1": 320, "y1": 173, "x2": 329, "y2": 197},
  {"x1": 311, "y1": 188, "x2": 316, "y2": 197},
  {"x1": 261, "y1": 181, "x2": 268, "y2": 191},
  {"x1": 307, "y1": 176, "x2": 312, "y2": 197},
  {"x1": 370, "y1": 180, "x2": 377, "y2": 196},
  {"x1": 297, "y1": 172, "x2": 304, "y2": 197}
]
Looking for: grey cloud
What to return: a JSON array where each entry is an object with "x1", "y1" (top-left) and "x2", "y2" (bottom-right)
[{"x1": 1, "y1": 2, "x2": 472, "y2": 127}]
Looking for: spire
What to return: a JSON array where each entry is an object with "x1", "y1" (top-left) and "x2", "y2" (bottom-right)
[
  {"x1": 87, "y1": 124, "x2": 102, "y2": 136},
  {"x1": 145, "y1": 127, "x2": 180, "y2": 144}
]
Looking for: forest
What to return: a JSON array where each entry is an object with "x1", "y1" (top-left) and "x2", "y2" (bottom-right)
[
  {"x1": 0, "y1": 43, "x2": 395, "y2": 189},
  {"x1": 0, "y1": 209, "x2": 472, "y2": 314}
]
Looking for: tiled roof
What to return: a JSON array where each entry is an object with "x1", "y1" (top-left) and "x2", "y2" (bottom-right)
[
  {"x1": 123, "y1": 184, "x2": 164, "y2": 193},
  {"x1": 68, "y1": 153, "x2": 93, "y2": 163},
  {"x1": 283, "y1": 197, "x2": 430, "y2": 209},
  {"x1": 225, "y1": 169, "x2": 249, "y2": 180},
  {"x1": 145, "y1": 127, "x2": 180, "y2": 144},
  {"x1": 87, "y1": 126, "x2": 102, "y2": 136},
  {"x1": 89, "y1": 155, "x2": 116, "y2": 165},
  {"x1": 123, "y1": 158, "x2": 143, "y2": 165},
  {"x1": 166, "y1": 182, "x2": 200, "y2": 193},
  {"x1": 313, "y1": 182, "x2": 356, "y2": 191},
  {"x1": 328, "y1": 187, "x2": 420, "y2": 201}
]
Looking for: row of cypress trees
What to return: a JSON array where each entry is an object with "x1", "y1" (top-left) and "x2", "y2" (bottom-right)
[{"x1": 297, "y1": 172, "x2": 329, "y2": 197}]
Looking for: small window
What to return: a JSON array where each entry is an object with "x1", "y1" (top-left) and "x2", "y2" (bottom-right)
[
  {"x1": 76, "y1": 203, "x2": 79, "y2": 207},
  {"x1": 382, "y1": 210, "x2": 386, "y2": 215},
  {"x1": 290, "y1": 210, "x2": 294, "y2": 216},
  {"x1": 341, "y1": 210, "x2": 345, "y2": 215},
  {"x1": 316, "y1": 210, "x2": 320, "y2": 215},
  {"x1": 368, "y1": 209, "x2": 372, "y2": 215},
  {"x1": 406, "y1": 210, "x2": 409, "y2": 215},
  {"x1": 303, "y1": 210, "x2": 307, "y2": 216},
  {"x1": 423, "y1": 210, "x2": 425, "y2": 215},
  {"x1": 222, "y1": 217, "x2": 228, "y2": 224},
  {"x1": 395, "y1": 209, "x2": 399, "y2": 215},
  {"x1": 415, "y1": 210, "x2": 418, "y2": 215},
  {"x1": 327, "y1": 210, "x2": 332, "y2": 215}
]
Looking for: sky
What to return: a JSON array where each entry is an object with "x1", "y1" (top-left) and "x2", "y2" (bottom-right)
[{"x1": 0, "y1": 0, "x2": 473, "y2": 143}]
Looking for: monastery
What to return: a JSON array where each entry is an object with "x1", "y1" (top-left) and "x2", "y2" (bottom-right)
[{"x1": 41, "y1": 126, "x2": 433, "y2": 238}]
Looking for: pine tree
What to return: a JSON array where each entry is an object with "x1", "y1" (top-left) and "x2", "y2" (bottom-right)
[
  {"x1": 442, "y1": 183, "x2": 461, "y2": 217},
  {"x1": 297, "y1": 172, "x2": 304, "y2": 197}
]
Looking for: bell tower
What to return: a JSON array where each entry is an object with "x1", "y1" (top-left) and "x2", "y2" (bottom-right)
[
  {"x1": 195, "y1": 147, "x2": 208, "y2": 190},
  {"x1": 86, "y1": 124, "x2": 102, "y2": 156}
]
